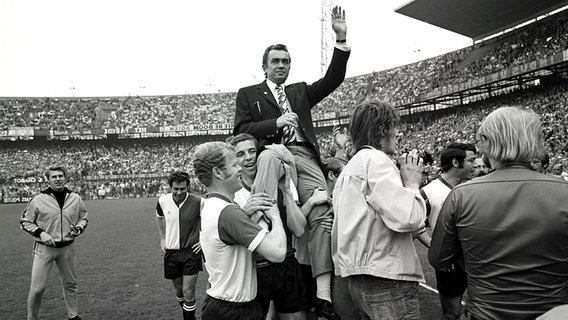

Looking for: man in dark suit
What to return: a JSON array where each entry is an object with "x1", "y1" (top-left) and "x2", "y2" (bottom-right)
[{"x1": 233, "y1": 5, "x2": 349, "y2": 320}]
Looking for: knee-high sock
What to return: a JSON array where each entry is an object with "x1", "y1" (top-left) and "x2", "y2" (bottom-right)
[
  {"x1": 316, "y1": 272, "x2": 332, "y2": 302},
  {"x1": 182, "y1": 301, "x2": 197, "y2": 320},
  {"x1": 176, "y1": 296, "x2": 185, "y2": 307}
]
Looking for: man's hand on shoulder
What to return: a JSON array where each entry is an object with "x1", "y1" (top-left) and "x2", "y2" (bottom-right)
[
  {"x1": 320, "y1": 217, "x2": 333, "y2": 233},
  {"x1": 309, "y1": 187, "x2": 331, "y2": 206},
  {"x1": 263, "y1": 202, "x2": 281, "y2": 223},
  {"x1": 242, "y1": 192, "x2": 276, "y2": 217}
]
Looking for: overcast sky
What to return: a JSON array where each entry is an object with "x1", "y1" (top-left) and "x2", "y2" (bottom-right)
[{"x1": 0, "y1": 0, "x2": 472, "y2": 97}]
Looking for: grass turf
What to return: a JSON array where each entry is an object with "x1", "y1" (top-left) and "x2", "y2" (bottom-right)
[{"x1": 0, "y1": 198, "x2": 441, "y2": 319}]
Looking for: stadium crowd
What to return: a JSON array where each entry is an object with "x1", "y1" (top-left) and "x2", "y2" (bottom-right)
[
  {"x1": 315, "y1": 8, "x2": 568, "y2": 114},
  {"x1": 3, "y1": 79, "x2": 568, "y2": 203},
  {"x1": 0, "y1": 93, "x2": 237, "y2": 131},
  {"x1": 0, "y1": 139, "x2": 210, "y2": 202},
  {"x1": 5, "y1": 7, "x2": 568, "y2": 320},
  {"x1": 2, "y1": 9, "x2": 568, "y2": 133}
]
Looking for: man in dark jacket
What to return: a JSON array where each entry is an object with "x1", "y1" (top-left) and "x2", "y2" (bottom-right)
[
  {"x1": 233, "y1": 6, "x2": 349, "y2": 318},
  {"x1": 430, "y1": 107, "x2": 568, "y2": 320}
]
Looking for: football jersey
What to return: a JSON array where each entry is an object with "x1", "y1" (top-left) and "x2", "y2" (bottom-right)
[{"x1": 156, "y1": 193, "x2": 202, "y2": 249}]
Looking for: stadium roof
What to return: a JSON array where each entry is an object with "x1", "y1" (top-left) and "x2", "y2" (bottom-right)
[{"x1": 396, "y1": 0, "x2": 568, "y2": 40}]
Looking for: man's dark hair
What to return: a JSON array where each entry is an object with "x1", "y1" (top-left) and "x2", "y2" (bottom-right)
[
  {"x1": 45, "y1": 166, "x2": 67, "y2": 179},
  {"x1": 167, "y1": 171, "x2": 191, "y2": 188},
  {"x1": 262, "y1": 44, "x2": 290, "y2": 77},
  {"x1": 322, "y1": 157, "x2": 348, "y2": 177},
  {"x1": 440, "y1": 143, "x2": 477, "y2": 172},
  {"x1": 349, "y1": 100, "x2": 400, "y2": 153},
  {"x1": 227, "y1": 133, "x2": 258, "y2": 149}
]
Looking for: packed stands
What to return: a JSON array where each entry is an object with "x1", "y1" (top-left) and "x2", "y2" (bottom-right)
[
  {"x1": 4, "y1": 78, "x2": 568, "y2": 202},
  {"x1": 3, "y1": 9, "x2": 568, "y2": 203},
  {"x1": 0, "y1": 138, "x2": 210, "y2": 202},
  {"x1": 317, "y1": 79, "x2": 568, "y2": 182},
  {"x1": 3, "y1": 9, "x2": 568, "y2": 132}
]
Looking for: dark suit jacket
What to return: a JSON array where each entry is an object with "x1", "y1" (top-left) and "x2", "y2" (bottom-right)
[{"x1": 233, "y1": 48, "x2": 350, "y2": 166}]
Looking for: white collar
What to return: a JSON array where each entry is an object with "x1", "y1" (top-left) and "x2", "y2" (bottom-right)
[{"x1": 266, "y1": 79, "x2": 285, "y2": 93}]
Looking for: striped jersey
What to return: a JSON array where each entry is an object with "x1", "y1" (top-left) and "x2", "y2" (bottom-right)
[
  {"x1": 200, "y1": 193, "x2": 267, "y2": 302},
  {"x1": 156, "y1": 193, "x2": 202, "y2": 250},
  {"x1": 420, "y1": 177, "x2": 453, "y2": 229}
]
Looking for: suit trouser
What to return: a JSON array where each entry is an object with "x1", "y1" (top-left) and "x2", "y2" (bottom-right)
[
  {"x1": 286, "y1": 145, "x2": 333, "y2": 277},
  {"x1": 27, "y1": 241, "x2": 78, "y2": 320}
]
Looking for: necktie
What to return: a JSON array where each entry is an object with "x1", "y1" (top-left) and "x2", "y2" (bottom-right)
[{"x1": 275, "y1": 85, "x2": 296, "y2": 144}]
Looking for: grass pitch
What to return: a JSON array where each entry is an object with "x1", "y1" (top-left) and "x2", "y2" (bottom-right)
[{"x1": 0, "y1": 198, "x2": 441, "y2": 319}]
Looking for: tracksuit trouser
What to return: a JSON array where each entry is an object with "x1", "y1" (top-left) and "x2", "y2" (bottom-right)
[{"x1": 27, "y1": 241, "x2": 78, "y2": 320}]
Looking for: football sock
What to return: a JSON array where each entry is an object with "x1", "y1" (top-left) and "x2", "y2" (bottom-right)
[
  {"x1": 182, "y1": 301, "x2": 197, "y2": 320},
  {"x1": 176, "y1": 296, "x2": 185, "y2": 307},
  {"x1": 316, "y1": 272, "x2": 332, "y2": 303}
]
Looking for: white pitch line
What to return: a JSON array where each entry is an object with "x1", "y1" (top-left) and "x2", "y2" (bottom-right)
[{"x1": 419, "y1": 283, "x2": 466, "y2": 305}]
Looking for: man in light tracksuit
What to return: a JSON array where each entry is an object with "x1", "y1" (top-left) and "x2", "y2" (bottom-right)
[{"x1": 20, "y1": 166, "x2": 88, "y2": 320}]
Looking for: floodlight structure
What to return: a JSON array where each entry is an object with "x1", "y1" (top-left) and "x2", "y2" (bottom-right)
[{"x1": 320, "y1": 0, "x2": 334, "y2": 76}]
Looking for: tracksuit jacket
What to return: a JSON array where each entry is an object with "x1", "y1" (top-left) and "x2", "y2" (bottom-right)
[{"x1": 20, "y1": 188, "x2": 88, "y2": 246}]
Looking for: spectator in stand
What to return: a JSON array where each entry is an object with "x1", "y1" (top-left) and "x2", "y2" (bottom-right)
[
  {"x1": 429, "y1": 107, "x2": 568, "y2": 319},
  {"x1": 2, "y1": 8, "x2": 568, "y2": 132},
  {"x1": 530, "y1": 153, "x2": 550, "y2": 174},
  {"x1": 330, "y1": 126, "x2": 353, "y2": 161},
  {"x1": 550, "y1": 162, "x2": 567, "y2": 180},
  {"x1": 7, "y1": 72, "x2": 568, "y2": 204}
]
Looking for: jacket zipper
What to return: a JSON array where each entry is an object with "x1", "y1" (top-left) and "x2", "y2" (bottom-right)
[
  {"x1": 61, "y1": 193, "x2": 69, "y2": 241},
  {"x1": 60, "y1": 205, "x2": 63, "y2": 242},
  {"x1": 52, "y1": 193, "x2": 68, "y2": 243}
]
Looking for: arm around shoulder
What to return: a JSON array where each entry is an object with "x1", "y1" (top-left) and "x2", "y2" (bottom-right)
[{"x1": 218, "y1": 204, "x2": 286, "y2": 262}]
